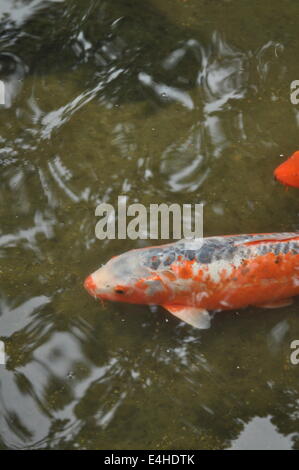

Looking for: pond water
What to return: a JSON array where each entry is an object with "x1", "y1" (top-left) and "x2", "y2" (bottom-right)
[{"x1": 0, "y1": 0, "x2": 299, "y2": 450}]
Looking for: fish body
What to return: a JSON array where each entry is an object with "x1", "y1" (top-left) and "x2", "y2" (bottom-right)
[
  {"x1": 274, "y1": 151, "x2": 299, "y2": 188},
  {"x1": 84, "y1": 232, "x2": 299, "y2": 328}
]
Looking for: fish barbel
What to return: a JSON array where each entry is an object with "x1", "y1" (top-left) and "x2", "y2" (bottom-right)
[{"x1": 84, "y1": 233, "x2": 299, "y2": 328}]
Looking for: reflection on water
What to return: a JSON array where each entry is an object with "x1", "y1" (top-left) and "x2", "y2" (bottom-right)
[
  {"x1": 230, "y1": 416, "x2": 294, "y2": 450},
  {"x1": 1, "y1": 0, "x2": 299, "y2": 450}
]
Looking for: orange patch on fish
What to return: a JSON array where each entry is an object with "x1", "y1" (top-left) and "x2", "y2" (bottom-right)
[{"x1": 178, "y1": 260, "x2": 194, "y2": 279}]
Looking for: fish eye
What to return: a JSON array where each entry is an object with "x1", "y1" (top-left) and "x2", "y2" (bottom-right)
[{"x1": 115, "y1": 288, "x2": 125, "y2": 294}]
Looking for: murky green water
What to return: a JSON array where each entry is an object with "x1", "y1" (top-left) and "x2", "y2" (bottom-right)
[{"x1": 1, "y1": 0, "x2": 299, "y2": 450}]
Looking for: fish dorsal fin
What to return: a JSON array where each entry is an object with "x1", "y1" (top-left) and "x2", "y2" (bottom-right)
[
  {"x1": 237, "y1": 233, "x2": 299, "y2": 247},
  {"x1": 162, "y1": 304, "x2": 211, "y2": 329}
]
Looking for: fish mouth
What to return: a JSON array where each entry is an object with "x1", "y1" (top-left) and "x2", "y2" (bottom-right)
[
  {"x1": 84, "y1": 275, "x2": 97, "y2": 297},
  {"x1": 84, "y1": 275, "x2": 107, "y2": 306}
]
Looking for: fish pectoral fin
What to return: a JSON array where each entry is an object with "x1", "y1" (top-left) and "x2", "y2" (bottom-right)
[
  {"x1": 162, "y1": 304, "x2": 211, "y2": 329},
  {"x1": 255, "y1": 298, "x2": 294, "y2": 309}
]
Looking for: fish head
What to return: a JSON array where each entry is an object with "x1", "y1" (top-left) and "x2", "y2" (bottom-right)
[{"x1": 84, "y1": 249, "x2": 171, "y2": 305}]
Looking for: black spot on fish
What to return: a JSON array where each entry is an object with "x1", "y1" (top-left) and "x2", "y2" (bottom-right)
[
  {"x1": 242, "y1": 248, "x2": 252, "y2": 259},
  {"x1": 147, "y1": 248, "x2": 163, "y2": 257},
  {"x1": 273, "y1": 244, "x2": 281, "y2": 255},
  {"x1": 174, "y1": 247, "x2": 184, "y2": 258},
  {"x1": 219, "y1": 244, "x2": 236, "y2": 260},
  {"x1": 258, "y1": 244, "x2": 269, "y2": 255},
  {"x1": 163, "y1": 251, "x2": 176, "y2": 266},
  {"x1": 291, "y1": 242, "x2": 299, "y2": 254},
  {"x1": 143, "y1": 248, "x2": 163, "y2": 270},
  {"x1": 196, "y1": 244, "x2": 214, "y2": 264},
  {"x1": 149, "y1": 256, "x2": 160, "y2": 270},
  {"x1": 184, "y1": 250, "x2": 196, "y2": 261},
  {"x1": 282, "y1": 242, "x2": 289, "y2": 254},
  {"x1": 196, "y1": 240, "x2": 236, "y2": 264}
]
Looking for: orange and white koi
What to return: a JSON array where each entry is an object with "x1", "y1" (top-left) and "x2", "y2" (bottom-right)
[{"x1": 84, "y1": 232, "x2": 299, "y2": 328}]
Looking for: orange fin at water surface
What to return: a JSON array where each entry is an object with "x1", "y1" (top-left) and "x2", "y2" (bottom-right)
[
  {"x1": 274, "y1": 151, "x2": 299, "y2": 188},
  {"x1": 162, "y1": 304, "x2": 211, "y2": 329}
]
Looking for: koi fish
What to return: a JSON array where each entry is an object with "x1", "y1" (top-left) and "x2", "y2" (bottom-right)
[
  {"x1": 84, "y1": 232, "x2": 299, "y2": 328},
  {"x1": 274, "y1": 150, "x2": 299, "y2": 188}
]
